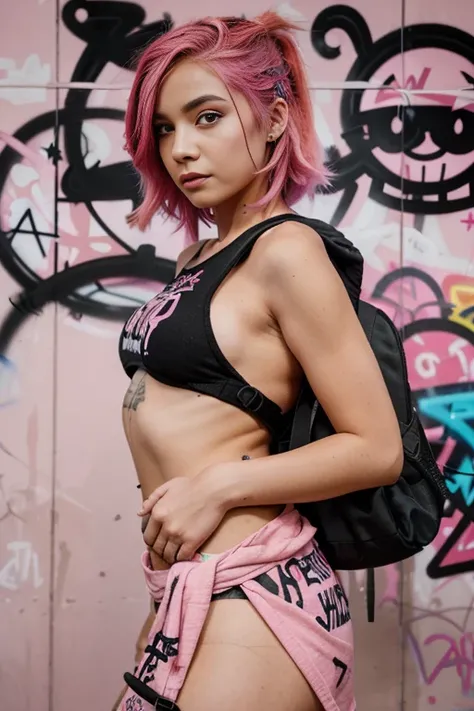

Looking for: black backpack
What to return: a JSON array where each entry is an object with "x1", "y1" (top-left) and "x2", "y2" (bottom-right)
[{"x1": 243, "y1": 214, "x2": 449, "y2": 620}]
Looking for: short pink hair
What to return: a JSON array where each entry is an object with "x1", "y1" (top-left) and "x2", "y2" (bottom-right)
[{"x1": 125, "y1": 12, "x2": 328, "y2": 242}]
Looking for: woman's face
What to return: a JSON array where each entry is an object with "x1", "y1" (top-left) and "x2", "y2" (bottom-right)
[{"x1": 154, "y1": 60, "x2": 269, "y2": 210}]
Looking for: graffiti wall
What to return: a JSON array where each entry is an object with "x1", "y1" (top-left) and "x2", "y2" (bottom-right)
[{"x1": 1, "y1": 1, "x2": 473, "y2": 709}]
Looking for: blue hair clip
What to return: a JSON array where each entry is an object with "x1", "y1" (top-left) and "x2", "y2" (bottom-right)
[
  {"x1": 274, "y1": 80, "x2": 286, "y2": 100},
  {"x1": 265, "y1": 66, "x2": 287, "y2": 100}
]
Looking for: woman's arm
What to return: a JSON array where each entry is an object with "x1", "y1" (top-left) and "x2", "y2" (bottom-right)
[
  {"x1": 211, "y1": 222, "x2": 403, "y2": 510},
  {"x1": 139, "y1": 222, "x2": 404, "y2": 564}
]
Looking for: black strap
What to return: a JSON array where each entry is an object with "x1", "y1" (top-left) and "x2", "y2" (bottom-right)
[
  {"x1": 190, "y1": 215, "x2": 314, "y2": 433},
  {"x1": 182, "y1": 240, "x2": 209, "y2": 269},
  {"x1": 289, "y1": 380, "x2": 317, "y2": 450},
  {"x1": 366, "y1": 568, "x2": 375, "y2": 622},
  {"x1": 123, "y1": 672, "x2": 181, "y2": 710},
  {"x1": 219, "y1": 213, "x2": 362, "y2": 433},
  {"x1": 219, "y1": 213, "x2": 363, "y2": 313},
  {"x1": 229, "y1": 215, "x2": 376, "y2": 621},
  {"x1": 206, "y1": 213, "x2": 363, "y2": 434},
  {"x1": 221, "y1": 214, "x2": 317, "y2": 272},
  {"x1": 190, "y1": 380, "x2": 284, "y2": 439},
  {"x1": 357, "y1": 301, "x2": 376, "y2": 340},
  {"x1": 211, "y1": 215, "x2": 319, "y2": 432}
]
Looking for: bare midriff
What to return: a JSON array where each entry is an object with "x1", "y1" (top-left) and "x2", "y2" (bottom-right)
[
  {"x1": 122, "y1": 369, "x2": 285, "y2": 571},
  {"x1": 121, "y1": 237, "x2": 303, "y2": 571}
]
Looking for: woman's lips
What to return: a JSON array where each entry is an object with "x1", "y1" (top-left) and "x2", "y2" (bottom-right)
[{"x1": 182, "y1": 176, "x2": 209, "y2": 189}]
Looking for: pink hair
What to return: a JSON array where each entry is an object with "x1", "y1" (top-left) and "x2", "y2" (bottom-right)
[{"x1": 125, "y1": 12, "x2": 328, "y2": 242}]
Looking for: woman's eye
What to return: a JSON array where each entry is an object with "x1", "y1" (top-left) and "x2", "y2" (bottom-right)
[
  {"x1": 154, "y1": 124, "x2": 173, "y2": 137},
  {"x1": 197, "y1": 111, "x2": 221, "y2": 126}
]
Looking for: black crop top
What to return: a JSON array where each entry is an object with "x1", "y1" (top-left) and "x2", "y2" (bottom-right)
[{"x1": 118, "y1": 215, "x2": 296, "y2": 437}]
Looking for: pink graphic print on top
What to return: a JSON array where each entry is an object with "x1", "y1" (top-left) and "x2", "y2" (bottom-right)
[{"x1": 121, "y1": 270, "x2": 203, "y2": 354}]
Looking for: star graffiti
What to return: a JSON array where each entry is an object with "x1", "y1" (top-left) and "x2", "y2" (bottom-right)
[{"x1": 42, "y1": 142, "x2": 62, "y2": 166}]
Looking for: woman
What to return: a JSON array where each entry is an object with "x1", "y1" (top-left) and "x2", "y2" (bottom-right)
[{"x1": 117, "y1": 12, "x2": 402, "y2": 711}]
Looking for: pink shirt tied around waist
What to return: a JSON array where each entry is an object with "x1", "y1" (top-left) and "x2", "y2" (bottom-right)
[{"x1": 141, "y1": 504, "x2": 316, "y2": 700}]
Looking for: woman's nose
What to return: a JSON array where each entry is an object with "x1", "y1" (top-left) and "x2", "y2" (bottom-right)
[{"x1": 171, "y1": 128, "x2": 200, "y2": 162}]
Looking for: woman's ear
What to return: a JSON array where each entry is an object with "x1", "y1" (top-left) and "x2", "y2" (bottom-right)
[{"x1": 266, "y1": 98, "x2": 289, "y2": 143}]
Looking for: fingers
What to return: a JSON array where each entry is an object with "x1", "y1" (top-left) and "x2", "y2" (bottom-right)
[
  {"x1": 142, "y1": 514, "x2": 180, "y2": 563},
  {"x1": 142, "y1": 516, "x2": 161, "y2": 548},
  {"x1": 150, "y1": 530, "x2": 181, "y2": 564},
  {"x1": 140, "y1": 513, "x2": 150, "y2": 535},
  {"x1": 151, "y1": 532, "x2": 167, "y2": 559},
  {"x1": 175, "y1": 544, "x2": 195, "y2": 563},
  {"x1": 143, "y1": 516, "x2": 195, "y2": 564},
  {"x1": 138, "y1": 483, "x2": 169, "y2": 515},
  {"x1": 159, "y1": 540, "x2": 195, "y2": 564},
  {"x1": 161, "y1": 540, "x2": 181, "y2": 565}
]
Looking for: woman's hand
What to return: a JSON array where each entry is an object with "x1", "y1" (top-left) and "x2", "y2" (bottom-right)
[{"x1": 138, "y1": 469, "x2": 228, "y2": 565}]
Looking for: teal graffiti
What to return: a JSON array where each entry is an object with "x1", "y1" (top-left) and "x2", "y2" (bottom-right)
[
  {"x1": 445, "y1": 456, "x2": 474, "y2": 506},
  {"x1": 418, "y1": 391, "x2": 474, "y2": 509},
  {"x1": 418, "y1": 391, "x2": 474, "y2": 452}
]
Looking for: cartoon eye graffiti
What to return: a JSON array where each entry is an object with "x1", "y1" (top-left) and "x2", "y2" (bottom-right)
[
  {"x1": 311, "y1": 5, "x2": 474, "y2": 224},
  {"x1": 0, "y1": 2, "x2": 175, "y2": 351}
]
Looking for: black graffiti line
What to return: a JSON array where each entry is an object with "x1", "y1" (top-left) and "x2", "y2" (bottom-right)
[
  {"x1": 0, "y1": 247, "x2": 175, "y2": 353},
  {"x1": 311, "y1": 6, "x2": 474, "y2": 222},
  {"x1": 62, "y1": 3, "x2": 173, "y2": 75},
  {"x1": 7, "y1": 208, "x2": 58, "y2": 256},
  {"x1": 372, "y1": 267, "x2": 449, "y2": 307},
  {"x1": 0, "y1": 108, "x2": 133, "y2": 292},
  {"x1": 0, "y1": 6, "x2": 176, "y2": 346},
  {"x1": 426, "y1": 513, "x2": 473, "y2": 579},
  {"x1": 0, "y1": 7, "x2": 173, "y2": 305},
  {"x1": 80, "y1": 281, "x2": 145, "y2": 307}
]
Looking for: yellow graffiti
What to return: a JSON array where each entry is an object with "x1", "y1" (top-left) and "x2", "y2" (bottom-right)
[{"x1": 448, "y1": 284, "x2": 474, "y2": 332}]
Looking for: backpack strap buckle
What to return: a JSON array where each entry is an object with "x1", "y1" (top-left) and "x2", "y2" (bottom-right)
[{"x1": 237, "y1": 385, "x2": 264, "y2": 412}]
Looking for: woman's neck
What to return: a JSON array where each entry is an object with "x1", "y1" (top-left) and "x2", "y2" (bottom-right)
[{"x1": 212, "y1": 192, "x2": 292, "y2": 245}]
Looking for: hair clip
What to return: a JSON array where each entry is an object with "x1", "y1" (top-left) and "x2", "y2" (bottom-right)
[
  {"x1": 274, "y1": 80, "x2": 286, "y2": 100},
  {"x1": 265, "y1": 66, "x2": 287, "y2": 100},
  {"x1": 265, "y1": 66, "x2": 284, "y2": 77}
]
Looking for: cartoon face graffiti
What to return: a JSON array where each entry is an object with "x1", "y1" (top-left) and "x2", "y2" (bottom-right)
[
  {"x1": 312, "y1": 6, "x2": 474, "y2": 216},
  {"x1": 358, "y1": 51, "x2": 474, "y2": 211}
]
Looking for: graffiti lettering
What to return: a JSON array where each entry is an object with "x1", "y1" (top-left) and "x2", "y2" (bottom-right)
[
  {"x1": 0, "y1": 541, "x2": 43, "y2": 590},
  {"x1": 416, "y1": 632, "x2": 474, "y2": 695}
]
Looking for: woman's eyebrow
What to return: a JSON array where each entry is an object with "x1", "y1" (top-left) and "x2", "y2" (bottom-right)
[{"x1": 154, "y1": 94, "x2": 228, "y2": 120}]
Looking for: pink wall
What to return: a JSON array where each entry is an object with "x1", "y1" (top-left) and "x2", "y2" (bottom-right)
[{"x1": 1, "y1": 1, "x2": 474, "y2": 709}]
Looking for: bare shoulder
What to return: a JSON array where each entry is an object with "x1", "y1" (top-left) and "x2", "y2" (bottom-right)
[{"x1": 251, "y1": 218, "x2": 331, "y2": 284}]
